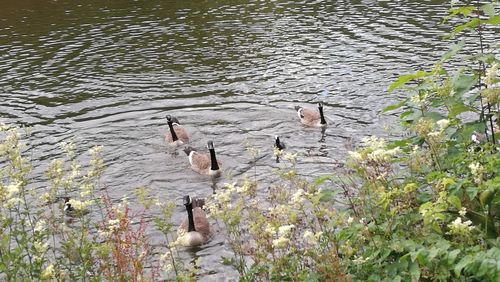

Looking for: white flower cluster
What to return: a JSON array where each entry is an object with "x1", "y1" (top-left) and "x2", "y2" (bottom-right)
[
  {"x1": 290, "y1": 189, "x2": 306, "y2": 206},
  {"x1": 447, "y1": 217, "x2": 475, "y2": 237},
  {"x1": 410, "y1": 92, "x2": 429, "y2": 106},
  {"x1": 271, "y1": 224, "x2": 295, "y2": 249},
  {"x1": 41, "y1": 264, "x2": 56, "y2": 280},
  {"x1": 468, "y1": 162, "x2": 483, "y2": 183},
  {"x1": 303, "y1": 230, "x2": 323, "y2": 246},
  {"x1": 485, "y1": 62, "x2": 498, "y2": 87},
  {"x1": 348, "y1": 136, "x2": 401, "y2": 163},
  {"x1": 427, "y1": 119, "x2": 450, "y2": 139}
]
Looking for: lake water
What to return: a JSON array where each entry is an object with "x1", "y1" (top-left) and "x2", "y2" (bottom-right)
[{"x1": 0, "y1": 0, "x2": 483, "y2": 280}]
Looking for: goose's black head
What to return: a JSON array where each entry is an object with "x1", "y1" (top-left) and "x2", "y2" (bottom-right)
[
  {"x1": 275, "y1": 135, "x2": 285, "y2": 150},
  {"x1": 183, "y1": 195, "x2": 192, "y2": 207},
  {"x1": 207, "y1": 141, "x2": 214, "y2": 150},
  {"x1": 166, "y1": 115, "x2": 181, "y2": 125}
]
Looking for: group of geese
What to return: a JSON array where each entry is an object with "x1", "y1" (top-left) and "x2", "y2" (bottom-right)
[{"x1": 171, "y1": 103, "x2": 328, "y2": 247}]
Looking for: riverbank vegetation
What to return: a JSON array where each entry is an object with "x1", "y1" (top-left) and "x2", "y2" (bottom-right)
[{"x1": 1, "y1": 1, "x2": 498, "y2": 281}]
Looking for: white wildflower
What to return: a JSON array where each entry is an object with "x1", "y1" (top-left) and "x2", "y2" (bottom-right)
[
  {"x1": 272, "y1": 237, "x2": 290, "y2": 249},
  {"x1": 4, "y1": 197, "x2": 22, "y2": 208},
  {"x1": 448, "y1": 217, "x2": 475, "y2": 236},
  {"x1": 437, "y1": 119, "x2": 450, "y2": 131},
  {"x1": 89, "y1": 145, "x2": 103, "y2": 155},
  {"x1": 34, "y1": 241, "x2": 49, "y2": 254},
  {"x1": 468, "y1": 162, "x2": 483, "y2": 183},
  {"x1": 0, "y1": 123, "x2": 10, "y2": 131},
  {"x1": 347, "y1": 217, "x2": 354, "y2": 224},
  {"x1": 264, "y1": 223, "x2": 276, "y2": 235},
  {"x1": 353, "y1": 255, "x2": 370, "y2": 264},
  {"x1": 427, "y1": 131, "x2": 442, "y2": 137},
  {"x1": 303, "y1": 230, "x2": 315, "y2": 242},
  {"x1": 34, "y1": 219, "x2": 47, "y2": 233},
  {"x1": 68, "y1": 199, "x2": 92, "y2": 211},
  {"x1": 278, "y1": 224, "x2": 295, "y2": 236},
  {"x1": 41, "y1": 264, "x2": 55, "y2": 280},
  {"x1": 459, "y1": 207, "x2": 467, "y2": 216},
  {"x1": 362, "y1": 136, "x2": 386, "y2": 149},
  {"x1": 485, "y1": 62, "x2": 498, "y2": 87},
  {"x1": 6, "y1": 181, "x2": 21, "y2": 198},
  {"x1": 410, "y1": 93, "x2": 428, "y2": 106},
  {"x1": 108, "y1": 219, "x2": 121, "y2": 232},
  {"x1": 282, "y1": 152, "x2": 298, "y2": 162},
  {"x1": 348, "y1": 151, "x2": 363, "y2": 161},
  {"x1": 291, "y1": 189, "x2": 305, "y2": 205}
]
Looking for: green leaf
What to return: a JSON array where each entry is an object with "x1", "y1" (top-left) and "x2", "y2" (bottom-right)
[
  {"x1": 319, "y1": 189, "x2": 334, "y2": 202},
  {"x1": 481, "y1": 3, "x2": 495, "y2": 17},
  {"x1": 454, "y1": 18, "x2": 481, "y2": 34},
  {"x1": 479, "y1": 189, "x2": 496, "y2": 206},
  {"x1": 400, "y1": 110, "x2": 415, "y2": 120},
  {"x1": 448, "y1": 249, "x2": 461, "y2": 264},
  {"x1": 388, "y1": 71, "x2": 431, "y2": 93},
  {"x1": 449, "y1": 103, "x2": 473, "y2": 118},
  {"x1": 441, "y1": 40, "x2": 465, "y2": 62},
  {"x1": 426, "y1": 112, "x2": 446, "y2": 121},
  {"x1": 455, "y1": 255, "x2": 473, "y2": 276},
  {"x1": 428, "y1": 247, "x2": 440, "y2": 260},
  {"x1": 314, "y1": 175, "x2": 335, "y2": 186},
  {"x1": 453, "y1": 74, "x2": 477, "y2": 98},
  {"x1": 447, "y1": 195, "x2": 462, "y2": 209},
  {"x1": 383, "y1": 100, "x2": 407, "y2": 112},
  {"x1": 486, "y1": 15, "x2": 500, "y2": 25},
  {"x1": 445, "y1": 6, "x2": 476, "y2": 22},
  {"x1": 409, "y1": 261, "x2": 421, "y2": 280}
]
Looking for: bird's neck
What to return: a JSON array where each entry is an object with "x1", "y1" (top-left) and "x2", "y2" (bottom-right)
[
  {"x1": 168, "y1": 122, "x2": 178, "y2": 141},
  {"x1": 319, "y1": 107, "x2": 327, "y2": 125},
  {"x1": 209, "y1": 149, "x2": 219, "y2": 170},
  {"x1": 186, "y1": 205, "x2": 196, "y2": 232}
]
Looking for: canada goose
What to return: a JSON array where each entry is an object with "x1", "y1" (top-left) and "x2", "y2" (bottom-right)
[
  {"x1": 295, "y1": 102, "x2": 327, "y2": 127},
  {"x1": 177, "y1": 195, "x2": 212, "y2": 247},
  {"x1": 274, "y1": 135, "x2": 285, "y2": 163},
  {"x1": 183, "y1": 141, "x2": 221, "y2": 177},
  {"x1": 63, "y1": 197, "x2": 74, "y2": 215},
  {"x1": 63, "y1": 197, "x2": 89, "y2": 217},
  {"x1": 165, "y1": 115, "x2": 189, "y2": 146}
]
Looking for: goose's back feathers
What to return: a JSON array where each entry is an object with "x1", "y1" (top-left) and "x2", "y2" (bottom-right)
[
  {"x1": 188, "y1": 151, "x2": 211, "y2": 173},
  {"x1": 295, "y1": 105, "x2": 326, "y2": 127},
  {"x1": 184, "y1": 147, "x2": 221, "y2": 176}
]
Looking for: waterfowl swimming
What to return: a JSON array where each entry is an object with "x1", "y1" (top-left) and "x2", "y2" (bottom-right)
[
  {"x1": 165, "y1": 115, "x2": 189, "y2": 146},
  {"x1": 177, "y1": 195, "x2": 212, "y2": 247},
  {"x1": 275, "y1": 135, "x2": 286, "y2": 151},
  {"x1": 183, "y1": 141, "x2": 221, "y2": 177},
  {"x1": 63, "y1": 197, "x2": 89, "y2": 217},
  {"x1": 274, "y1": 135, "x2": 286, "y2": 163},
  {"x1": 295, "y1": 102, "x2": 327, "y2": 127},
  {"x1": 63, "y1": 197, "x2": 74, "y2": 215}
]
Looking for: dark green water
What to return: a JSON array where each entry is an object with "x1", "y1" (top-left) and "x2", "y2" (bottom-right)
[{"x1": 0, "y1": 0, "x2": 485, "y2": 280}]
